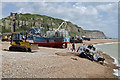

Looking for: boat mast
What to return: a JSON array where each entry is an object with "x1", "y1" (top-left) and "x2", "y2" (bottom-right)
[{"x1": 56, "y1": 22, "x2": 67, "y2": 31}]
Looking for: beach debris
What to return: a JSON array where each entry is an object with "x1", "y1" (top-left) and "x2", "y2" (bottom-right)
[
  {"x1": 55, "y1": 52, "x2": 77, "y2": 56},
  {"x1": 71, "y1": 57, "x2": 78, "y2": 61}
]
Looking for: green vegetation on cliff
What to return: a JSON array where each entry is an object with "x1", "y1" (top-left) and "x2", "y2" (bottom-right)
[
  {"x1": 0, "y1": 13, "x2": 106, "y2": 38},
  {"x1": 1, "y1": 13, "x2": 82, "y2": 36}
]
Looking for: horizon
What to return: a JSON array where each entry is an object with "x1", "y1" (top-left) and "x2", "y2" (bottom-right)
[{"x1": 1, "y1": 2, "x2": 118, "y2": 38}]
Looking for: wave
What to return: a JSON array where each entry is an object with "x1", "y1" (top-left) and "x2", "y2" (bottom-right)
[
  {"x1": 94, "y1": 42, "x2": 119, "y2": 76},
  {"x1": 94, "y1": 42, "x2": 119, "y2": 46}
]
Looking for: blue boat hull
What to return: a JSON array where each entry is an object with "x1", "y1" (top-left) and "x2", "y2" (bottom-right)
[{"x1": 33, "y1": 36, "x2": 70, "y2": 48}]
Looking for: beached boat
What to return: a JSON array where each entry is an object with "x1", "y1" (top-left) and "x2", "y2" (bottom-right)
[
  {"x1": 33, "y1": 35, "x2": 70, "y2": 48},
  {"x1": 27, "y1": 22, "x2": 70, "y2": 48}
]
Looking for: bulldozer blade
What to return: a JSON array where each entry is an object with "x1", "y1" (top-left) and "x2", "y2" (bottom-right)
[
  {"x1": 2, "y1": 42, "x2": 10, "y2": 50},
  {"x1": 30, "y1": 44, "x2": 38, "y2": 50}
]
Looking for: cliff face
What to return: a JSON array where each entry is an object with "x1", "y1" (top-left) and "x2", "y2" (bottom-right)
[
  {"x1": 0, "y1": 13, "x2": 106, "y2": 39},
  {"x1": 82, "y1": 30, "x2": 106, "y2": 39}
]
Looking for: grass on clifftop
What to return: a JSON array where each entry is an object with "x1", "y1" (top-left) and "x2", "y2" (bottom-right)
[{"x1": 83, "y1": 30, "x2": 101, "y2": 32}]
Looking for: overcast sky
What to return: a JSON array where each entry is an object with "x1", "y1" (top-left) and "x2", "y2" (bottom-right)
[{"x1": 1, "y1": 2, "x2": 118, "y2": 38}]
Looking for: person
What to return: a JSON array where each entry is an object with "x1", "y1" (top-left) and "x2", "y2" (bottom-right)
[
  {"x1": 92, "y1": 47, "x2": 105, "y2": 64},
  {"x1": 82, "y1": 44, "x2": 87, "y2": 49},
  {"x1": 77, "y1": 47, "x2": 86, "y2": 58},
  {"x1": 72, "y1": 43, "x2": 75, "y2": 52},
  {"x1": 80, "y1": 44, "x2": 87, "y2": 51},
  {"x1": 85, "y1": 48, "x2": 94, "y2": 61},
  {"x1": 76, "y1": 44, "x2": 94, "y2": 61},
  {"x1": 76, "y1": 43, "x2": 86, "y2": 52},
  {"x1": 87, "y1": 44, "x2": 93, "y2": 49},
  {"x1": 92, "y1": 47, "x2": 98, "y2": 61}
]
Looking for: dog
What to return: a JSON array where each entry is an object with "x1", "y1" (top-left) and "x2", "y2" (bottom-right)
[{"x1": 97, "y1": 57, "x2": 105, "y2": 64}]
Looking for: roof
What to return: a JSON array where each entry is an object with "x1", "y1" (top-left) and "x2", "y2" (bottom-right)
[
  {"x1": 2, "y1": 32, "x2": 21, "y2": 35},
  {"x1": 12, "y1": 32, "x2": 21, "y2": 34},
  {"x1": 2, "y1": 33, "x2": 12, "y2": 35}
]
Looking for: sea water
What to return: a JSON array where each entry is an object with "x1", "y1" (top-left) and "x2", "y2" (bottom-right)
[{"x1": 95, "y1": 42, "x2": 120, "y2": 76}]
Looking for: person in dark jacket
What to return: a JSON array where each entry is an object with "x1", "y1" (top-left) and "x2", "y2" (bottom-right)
[
  {"x1": 87, "y1": 44, "x2": 93, "y2": 49},
  {"x1": 72, "y1": 43, "x2": 75, "y2": 52}
]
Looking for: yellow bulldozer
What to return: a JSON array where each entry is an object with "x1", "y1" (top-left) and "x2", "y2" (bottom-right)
[
  {"x1": 2, "y1": 32, "x2": 32, "y2": 52},
  {"x1": 9, "y1": 32, "x2": 32, "y2": 52}
]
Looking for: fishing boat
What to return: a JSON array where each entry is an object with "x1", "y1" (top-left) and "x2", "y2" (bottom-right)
[{"x1": 27, "y1": 22, "x2": 70, "y2": 48}]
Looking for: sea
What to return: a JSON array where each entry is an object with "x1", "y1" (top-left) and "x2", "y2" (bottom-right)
[{"x1": 95, "y1": 42, "x2": 120, "y2": 77}]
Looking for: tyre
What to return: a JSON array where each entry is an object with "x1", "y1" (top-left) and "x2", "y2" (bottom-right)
[
  {"x1": 9, "y1": 46, "x2": 12, "y2": 51},
  {"x1": 28, "y1": 48, "x2": 31, "y2": 52},
  {"x1": 9, "y1": 46, "x2": 15, "y2": 51}
]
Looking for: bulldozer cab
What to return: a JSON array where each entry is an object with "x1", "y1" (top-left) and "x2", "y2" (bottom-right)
[
  {"x1": 11, "y1": 32, "x2": 26, "y2": 40},
  {"x1": 9, "y1": 32, "x2": 31, "y2": 52},
  {"x1": 11, "y1": 32, "x2": 24, "y2": 45}
]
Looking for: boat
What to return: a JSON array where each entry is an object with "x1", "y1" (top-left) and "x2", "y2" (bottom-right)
[{"x1": 27, "y1": 22, "x2": 70, "y2": 48}]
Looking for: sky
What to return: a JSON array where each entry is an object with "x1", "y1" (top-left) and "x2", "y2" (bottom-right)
[{"x1": 1, "y1": 2, "x2": 118, "y2": 38}]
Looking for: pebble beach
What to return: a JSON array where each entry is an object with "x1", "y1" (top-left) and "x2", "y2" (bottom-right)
[{"x1": 0, "y1": 39, "x2": 119, "y2": 78}]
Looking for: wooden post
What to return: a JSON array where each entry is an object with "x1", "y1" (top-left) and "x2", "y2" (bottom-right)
[
  {"x1": 11, "y1": 13, "x2": 17, "y2": 32},
  {"x1": 65, "y1": 43, "x2": 67, "y2": 48}
]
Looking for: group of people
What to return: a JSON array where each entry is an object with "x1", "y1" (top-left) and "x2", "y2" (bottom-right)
[{"x1": 71, "y1": 43, "x2": 99, "y2": 61}]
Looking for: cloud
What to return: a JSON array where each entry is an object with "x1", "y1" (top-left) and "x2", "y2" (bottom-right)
[
  {"x1": 0, "y1": 3, "x2": 2, "y2": 19},
  {"x1": 97, "y1": 3, "x2": 116, "y2": 10},
  {"x1": 17, "y1": 8, "x2": 24, "y2": 13},
  {"x1": 2, "y1": 2, "x2": 118, "y2": 38}
]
